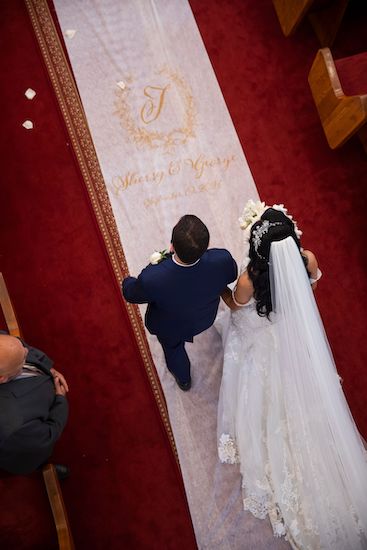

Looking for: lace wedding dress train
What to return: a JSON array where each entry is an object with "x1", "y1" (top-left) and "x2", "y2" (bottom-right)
[{"x1": 217, "y1": 238, "x2": 367, "y2": 549}]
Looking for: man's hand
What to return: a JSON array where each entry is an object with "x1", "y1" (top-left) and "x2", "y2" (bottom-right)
[
  {"x1": 54, "y1": 376, "x2": 67, "y2": 396},
  {"x1": 50, "y1": 368, "x2": 69, "y2": 396}
]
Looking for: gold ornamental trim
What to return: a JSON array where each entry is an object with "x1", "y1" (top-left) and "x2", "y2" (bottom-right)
[{"x1": 25, "y1": 0, "x2": 178, "y2": 462}]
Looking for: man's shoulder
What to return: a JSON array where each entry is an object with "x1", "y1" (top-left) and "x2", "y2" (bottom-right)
[
  {"x1": 140, "y1": 256, "x2": 172, "y2": 279},
  {"x1": 204, "y1": 248, "x2": 234, "y2": 263},
  {"x1": 201, "y1": 249, "x2": 237, "y2": 282}
]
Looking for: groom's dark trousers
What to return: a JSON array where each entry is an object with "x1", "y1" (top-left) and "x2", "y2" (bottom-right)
[
  {"x1": 122, "y1": 249, "x2": 237, "y2": 383},
  {"x1": 157, "y1": 335, "x2": 193, "y2": 384}
]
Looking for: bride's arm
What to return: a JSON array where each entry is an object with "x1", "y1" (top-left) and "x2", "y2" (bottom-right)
[
  {"x1": 221, "y1": 271, "x2": 254, "y2": 310},
  {"x1": 303, "y1": 250, "x2": 320, "y2": 290}
]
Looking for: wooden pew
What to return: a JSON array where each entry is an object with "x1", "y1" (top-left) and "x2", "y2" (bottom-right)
[
  {"x1": 308, "y1": 48, "x2": 367, "y2": 150},
  {"x1": 0, "y1": 273, "x2": 75, "y2": 550},
  {"x1": 0, "y1": 273, "x2": 22, "y2": 337},
  {"x1": 43, "y1": 464, "x2": 75, "y2": 550},
  {"x1": 272, "y1": 0, "x2": 349, "y2": 46}
]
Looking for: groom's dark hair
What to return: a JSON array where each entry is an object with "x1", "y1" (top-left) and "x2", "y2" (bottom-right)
[{"x1": 172, "y1": 215, "x2": 210, "y2": 264}]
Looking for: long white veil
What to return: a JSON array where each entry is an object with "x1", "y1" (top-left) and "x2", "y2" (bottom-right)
[{"x1": 268, "y1": 237, "x2": 367, "y2": 548}]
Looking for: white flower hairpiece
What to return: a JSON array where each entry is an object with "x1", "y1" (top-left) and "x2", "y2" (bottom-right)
[
  {"x1": 272, "y1": 203, "x2": 302, "y2": 238},
  {"x1": 239, "y1": 200, "x2": 302, "y2": 238},
  {"x1": 238, "y1": 199, "x2": 266, "y2": 230},
  {"x1": 238, "y1": 200, "x2": 303, "y2": 268}
]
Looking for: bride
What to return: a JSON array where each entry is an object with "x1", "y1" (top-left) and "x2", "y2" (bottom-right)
[{"x1": 217, "y1": 201, "x2": 367, "y2": 549}]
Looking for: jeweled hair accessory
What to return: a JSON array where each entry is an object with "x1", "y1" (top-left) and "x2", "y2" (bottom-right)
[
  {"x1": 239, "y1": 200, "x2": 302, "y2": 238},
  {"x1": 252, "y1": 220, "x2": 282, "y2": 260},
  {"x1": 238, "y1": 200, "x2": 303, "y2": 269}
]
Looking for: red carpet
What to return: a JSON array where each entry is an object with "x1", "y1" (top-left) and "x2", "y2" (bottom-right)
[{"x1": 1, "y1": 1, "x2": 367, "y2": 549}]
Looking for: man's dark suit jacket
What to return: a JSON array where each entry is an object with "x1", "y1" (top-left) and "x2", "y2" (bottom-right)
[
  {"x1": 123, "y1": 249, "x2": 238, "y2": 340},
  {"x1": 0, "y1": 333, "x2": 68, "y2": 474}
]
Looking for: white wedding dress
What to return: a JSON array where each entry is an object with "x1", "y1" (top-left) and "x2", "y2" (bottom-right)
[{"x1": 217, "y1": 237, "x2": 367, "y2": 549}]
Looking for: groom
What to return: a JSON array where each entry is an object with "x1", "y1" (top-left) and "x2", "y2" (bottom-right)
[{"x1": 122, "y1": 215, "x2": 237, "y2": 391}]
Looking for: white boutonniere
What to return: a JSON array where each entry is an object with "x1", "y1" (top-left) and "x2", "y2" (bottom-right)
[{"x1": 149, "y1": 249, "x2": 170, "y2": 265}]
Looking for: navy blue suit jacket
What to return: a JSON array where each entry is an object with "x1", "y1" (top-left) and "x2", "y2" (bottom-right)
[{"x1": 122, "y1": 249, "x2": 237, "y2": 340}]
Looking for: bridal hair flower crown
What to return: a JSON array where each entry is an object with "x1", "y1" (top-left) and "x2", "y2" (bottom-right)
[
  {"x1": 239, "y1": 199, "x2": 302, "y2": 239},
  {"x1": 238, "y1": 199, "x2": 302, "y2": 267}
]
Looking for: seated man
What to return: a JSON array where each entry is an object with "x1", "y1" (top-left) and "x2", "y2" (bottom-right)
[{"x1": 0, "y1": 332, "x2": 69, "y2": 477}]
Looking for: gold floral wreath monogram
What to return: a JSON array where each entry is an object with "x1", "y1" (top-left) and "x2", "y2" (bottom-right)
[{"x1": 114, "y1": 66, "x2": 196, "y2": 154}]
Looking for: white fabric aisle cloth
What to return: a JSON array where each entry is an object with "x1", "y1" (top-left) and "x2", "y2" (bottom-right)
[
  {"x1": 148, "y1": 324, "x2": 289, "y2": 548},
  {"x1": 54, "y1": 1, "x2": 289, "y2": 546},
  {"x1": 54, "y1": 0, "x2": 257, "y2": 273}
]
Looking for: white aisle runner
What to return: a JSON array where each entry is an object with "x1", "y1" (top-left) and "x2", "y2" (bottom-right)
[{"x1": 54, "y1": 1, "x2": 289, "y2": 547}]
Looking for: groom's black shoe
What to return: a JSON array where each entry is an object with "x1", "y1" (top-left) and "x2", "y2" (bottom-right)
[{"x1": 173, "y1": 374, "x2": 192, "y2": 392}]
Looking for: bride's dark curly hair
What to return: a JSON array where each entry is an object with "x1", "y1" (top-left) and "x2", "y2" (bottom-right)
[{"x1": 247, "y1": 208, "x2": 308, "y2": 317}]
